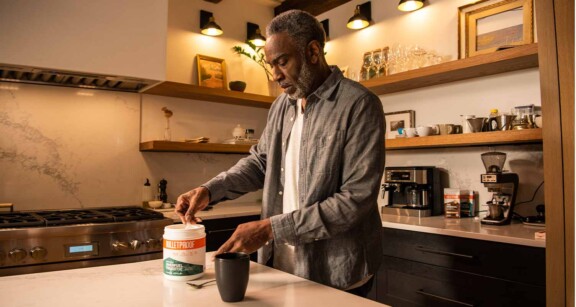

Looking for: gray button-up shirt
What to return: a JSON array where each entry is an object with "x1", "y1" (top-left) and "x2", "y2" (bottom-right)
[{"x1": 203, "y1": 66, "x2": 385, "y2": 289}]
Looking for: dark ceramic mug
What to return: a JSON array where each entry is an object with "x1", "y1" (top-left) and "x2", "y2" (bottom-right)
[{"x1": 215, "y1": 252, "x2": 250, "y2": 302}]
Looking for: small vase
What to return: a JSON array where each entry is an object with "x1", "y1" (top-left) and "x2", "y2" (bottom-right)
[{"x1": 267, "y1": 80, "x2": 282, "y2": 97}]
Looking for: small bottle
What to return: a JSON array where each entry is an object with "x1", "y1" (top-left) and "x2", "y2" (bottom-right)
[
  {"x1": 245, "y1": 129, "x2": 255, "y2": 140},
  {"x1": 142, "y1": 178, "x2": 153, "y2": 207},
  {"x1": 488, "y1": 108, "x2": 500, "y2": 131}
]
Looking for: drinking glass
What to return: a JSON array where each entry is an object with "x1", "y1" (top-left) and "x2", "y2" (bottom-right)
[
  {"x1": 371, "y1": 49, "x2": 383, "y2": 78},
  {"x1": 362, "y1": 51, "x2": 373, "y2": 80}
]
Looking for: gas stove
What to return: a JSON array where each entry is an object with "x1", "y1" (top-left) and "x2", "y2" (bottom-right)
[{"x1": 0, "y1": 206, "x2": 173, "y2": 276}]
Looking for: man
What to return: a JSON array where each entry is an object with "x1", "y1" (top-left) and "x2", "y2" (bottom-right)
[{"x1": 176, "y1": 10, "x2": 385, "y2": 297}]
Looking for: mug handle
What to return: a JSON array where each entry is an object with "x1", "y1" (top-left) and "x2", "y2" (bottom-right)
[
  {"x1": 432, "y1": 125, "x2": 439, "y2": 135},
  {"x1": 447, "y1": 125, "x2": 454, "y2": 134}
]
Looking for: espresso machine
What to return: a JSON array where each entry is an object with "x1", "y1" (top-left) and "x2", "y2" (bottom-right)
[
  {"x1": 381, "y1": 166, "x2": 444, "y2": 217},
  {"x1": 480, "y1": 152, "x2": 519, "y2": 225}
]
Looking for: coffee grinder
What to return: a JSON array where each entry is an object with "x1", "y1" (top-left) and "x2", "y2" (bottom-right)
[{"x1": 480, "y1": 152, "x2": 519, "y2": 225}]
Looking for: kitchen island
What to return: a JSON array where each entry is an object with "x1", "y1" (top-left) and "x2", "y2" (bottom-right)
[{"x1": 0, "y1": 252, "x2": 386, "y2": 307}]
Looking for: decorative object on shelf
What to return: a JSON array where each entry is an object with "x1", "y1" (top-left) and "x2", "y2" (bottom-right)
[
  {"x1": 398, "y1": 0, "x2": 424, "y2": 12},
  {"x1": 232, "y1": 124, "x2": 246, "y2": 139},
  {"x1": 162, "y1": 107, "x2": 173, "y2": 141},
  {"x1": 196, "y1": 54, "x2": 227, "y2": 89},
  {"x1": 184, "y1": 137, "x2": 209, "y2": 143},
  {"x1": 247, "y1": 22, "x2": 266, "y2": 47},
  {"x1": 347, "y1": 2, "x2": 371, "y2": 30},
  {"x1": 458, "y1": 0, "x2": 534, "y2": 59},
  {"x1": 229, "y1": 81, "x2": 246, "y2": 92},
  {"x1": 200, "y1": 10, "x2": 223, "y2": 36},
  {"x1": 384, "y1": 110, "x2": 415, "y2": 139},
  {"x1": 232, "y1": 42, "x2": 272, "y2": 81},
  {"x1": 245, "y1": 128, "x2": 255, "y2": 140}
]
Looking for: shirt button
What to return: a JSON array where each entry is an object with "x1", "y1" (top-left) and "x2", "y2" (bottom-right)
[
  {"x1": 281, "y1": 168, "x2": 284, "y2": 172},
  {"x1": 279, "y1": 191, "x2": 283, "y2": 195},
  {"x1": 290, "y1": 117, "x2": 294, "y2": 121}
]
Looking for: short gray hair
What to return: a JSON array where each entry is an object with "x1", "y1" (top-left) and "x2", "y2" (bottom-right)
[{"x1": 266, "y1": 10, "x2": 326, "y2": 53}]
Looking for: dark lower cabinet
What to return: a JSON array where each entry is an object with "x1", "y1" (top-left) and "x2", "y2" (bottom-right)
[
  {"x1": 199, "y1": 215, "x2": 260, "y2": 261},
  {"x1": 368, "y1": 228, "x2": 545, "y2": 307}
]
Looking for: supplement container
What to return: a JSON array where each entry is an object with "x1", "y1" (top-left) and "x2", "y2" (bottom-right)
[{"x1": 163, "y1": 224, "x2": 206, "y2": 281}]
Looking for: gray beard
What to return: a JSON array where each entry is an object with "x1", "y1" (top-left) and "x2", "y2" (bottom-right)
[{"x1": 288, "y1": 61, "x2": 314, "y2": 100}]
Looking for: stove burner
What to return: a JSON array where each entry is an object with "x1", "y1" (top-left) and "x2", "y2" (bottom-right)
[
  {"x1": 0, "y1": 212, "x2": 45, "y2": 228},
  {"x1": 35, "y1": 210, "x2": 115, "y2": 226},
  {"x1": 0, "y1": 206, "x2": 166, "y2": 229},
  {"x1": 97, "y1": 207, "x2": 165, "y2": 222}
]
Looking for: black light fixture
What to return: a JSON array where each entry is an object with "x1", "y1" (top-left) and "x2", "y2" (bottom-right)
[
  {"x1": 321, "y1": 19, "x2": 330, "y2": 41},
  {"x1": 200, "y1": 10, "x2": 223, "y2": 36},
  {"x1": 347, "y1": 2, "x2": 371, "y2": 30},
  {"x1": 247, "y1": 22, "x2": 266, "y2": 47},
  {"x1": 398, "y1": 0, "x2": 424, "y2": 12}
]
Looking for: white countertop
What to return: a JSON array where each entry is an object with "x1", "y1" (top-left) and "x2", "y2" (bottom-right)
[
  {"x1": 0, "y1": 252, "x2": 387, "y2": 307},
  {"x1": 381, "y1": 215, "x2": 546, "y2": 248},
  {"x1": 155, "y1": 202, "x2": 262, "y2": 222}
]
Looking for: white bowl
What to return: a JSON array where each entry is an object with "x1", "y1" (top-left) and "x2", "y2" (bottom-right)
[
  {"x1": 148, "y1": 201, "x2": 163, "y2": 209},
  {"x1": 535, "y1": 116, "x2": 542, "y2": 128}
]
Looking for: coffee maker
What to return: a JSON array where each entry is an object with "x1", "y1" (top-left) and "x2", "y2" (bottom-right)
[
  {"x1": 381, "y1": 166, "x2": 444, "y2": 217},
  {"x1": 480, "y1": 152, "x2": 519, "y2": 225}
]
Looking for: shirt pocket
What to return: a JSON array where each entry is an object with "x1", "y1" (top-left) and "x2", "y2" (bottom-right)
[{"x1": 310, "y1": 130, "x2": 344, "y2": 174}]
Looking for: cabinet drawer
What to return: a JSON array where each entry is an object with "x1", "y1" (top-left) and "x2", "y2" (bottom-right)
[
  {"x1": 378, "y1": 256, "x2": 545, "y2": 307},
  {"x1": 382, "y1": 228, "x2": 545, "y2": 286}
]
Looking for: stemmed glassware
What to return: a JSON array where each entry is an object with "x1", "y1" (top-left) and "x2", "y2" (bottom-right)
[
  {"x1": 362, "y1": 51, "x2": 373, "y2": 80},
  {"x1": 371, "y1": 49, "x2": 383, "y2": 78}
]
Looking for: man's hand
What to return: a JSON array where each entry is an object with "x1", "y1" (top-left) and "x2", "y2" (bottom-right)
[
  {"x1": 175, "y1": 187, "x2": 210, "y2": 224},
  {"x1": 215, "y1": 219, "x2": 274, "y2": 255}
]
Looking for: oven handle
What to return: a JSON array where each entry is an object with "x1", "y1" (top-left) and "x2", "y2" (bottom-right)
[
  {"x1": 415, "y1": 246, "x2": 475, "y2": 260},
  {"x1": 416, "y1": 289, "x2": 475, "y2": 307}
]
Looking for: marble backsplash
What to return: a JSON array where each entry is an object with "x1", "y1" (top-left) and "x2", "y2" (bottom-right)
[
  {"x1": 0, "y1": 78, "x2": 544, "y2": 217},
  {"x1": 0, "y1": 82, "x2": 266, "y2": 210}
]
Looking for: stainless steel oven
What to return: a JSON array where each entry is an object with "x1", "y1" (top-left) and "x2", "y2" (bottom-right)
[{"x1": 0, "y1": 206, "x2": 173, "y2": 276}]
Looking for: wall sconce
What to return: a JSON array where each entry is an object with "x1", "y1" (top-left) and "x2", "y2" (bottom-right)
[
  {"x1": 247, "y1": 22, "x2": 266, "y2": 47},
  {"x1": 200, "y1": 10, "x2": 223, "y2": 36},
  {"x1": 321, "y1": 19, "x2": 330, "y2": 41},
  {"x1": 398, "y1": 0, "x2": 424, "y2": 12},
  {"x1": 347, "y1": 2, "x2": 371, "y2": 30}
]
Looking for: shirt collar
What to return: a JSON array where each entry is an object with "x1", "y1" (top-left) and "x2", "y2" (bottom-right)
[{"x1": 286, "y1": 65, "x2": 344, "y2": 106}]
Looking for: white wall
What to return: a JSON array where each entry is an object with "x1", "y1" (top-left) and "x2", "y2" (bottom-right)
[
  {"x1": 0, "y1": 0, "x2": 168, "y2": 81},
  {"x1": 0, "y1": 0, "x2": 544, "y2": 216},
  {"x1": 317, "y1": 0, "x2": 544, "y2": 215}
]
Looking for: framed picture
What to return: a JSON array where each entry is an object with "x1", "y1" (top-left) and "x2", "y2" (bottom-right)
[
  {"x1": 385, "y1": 110, "x2": 415, "y2": 139},
  {"x1": 458, "y1": 0, "x2": 534, "y2": 59},
  {"x1": 196, "y1": 55, "x2": 227, "y2": 89}
]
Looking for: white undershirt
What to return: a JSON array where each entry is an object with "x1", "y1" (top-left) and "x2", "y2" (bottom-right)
[{"x1": 283, "y1": 98, "x2": 304, "y2": 214}]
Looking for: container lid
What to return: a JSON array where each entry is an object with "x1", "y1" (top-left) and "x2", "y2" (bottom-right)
[{"x1": 165, "y1": 223, "x2": 205, "y2": 234}]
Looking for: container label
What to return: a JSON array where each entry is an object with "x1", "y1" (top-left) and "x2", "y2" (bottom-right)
[
  {"x1": 164, "y1": 257, "x2": 204, "y2": 276},
  {"x1": 163, "y1": 237, "x2": 205, "y2": 277},
  {"x1": 163, "y1": 237, "x2": 206, "y2": 250}
]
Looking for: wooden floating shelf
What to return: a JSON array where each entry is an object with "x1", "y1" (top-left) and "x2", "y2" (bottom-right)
[
  {"x1": 139, "y1": 141, "x2": 252, "y2": 154},
  {"x1": 139, "y1": 44, "x2": 538, "y2": 109},
  {"x1": 361, "y1": 43, "x2": 539, "y2": 95},
  {"x1": 141, "y1": 129, "x2": 542, "y2": 153},
  {"x1": 141, "y1": 81, "x2": 275, "y2": 109},
  {"x1": 386, "y1": 128, "x2": 542, "y2": 150}
]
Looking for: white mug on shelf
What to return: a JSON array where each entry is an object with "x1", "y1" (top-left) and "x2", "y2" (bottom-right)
[{"x1": 405, "y1": 127, "x2": 418, "y2": 138}]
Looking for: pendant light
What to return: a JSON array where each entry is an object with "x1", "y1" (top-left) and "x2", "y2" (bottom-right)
[
  {"x1": 247, "y1": 22, "x2": 266, "y2": 47},
  {"x1": 200, "y1": 10, "x2": 223, "y2": 36},
  {"x1": 347, "y1": 2, "x2": 371, "y2": 30},
  {"x1": 398, "y1": 0, "x2": 424, "y2": 12}
]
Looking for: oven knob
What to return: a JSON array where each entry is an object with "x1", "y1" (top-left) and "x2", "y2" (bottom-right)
[
  {"x1": 145, "y1": 238, "x2": 160, "y2": 249},
  {"x1": 8, "y1": 248, "x2": 27, "y2": 261},
  {"x1": 30, "y1": 246, "x2": 47, "y2": 260},
  {"x1": 112, "y1": 241, "x2": 129, "y2": 251},
  {"x1": 130, "y1": 240, "x2": 141, "y2": 250}
]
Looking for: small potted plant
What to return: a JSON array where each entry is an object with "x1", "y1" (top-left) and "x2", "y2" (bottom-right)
[{"x1": 232, "y1": 42, "x2": 280, "y2": 96}]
